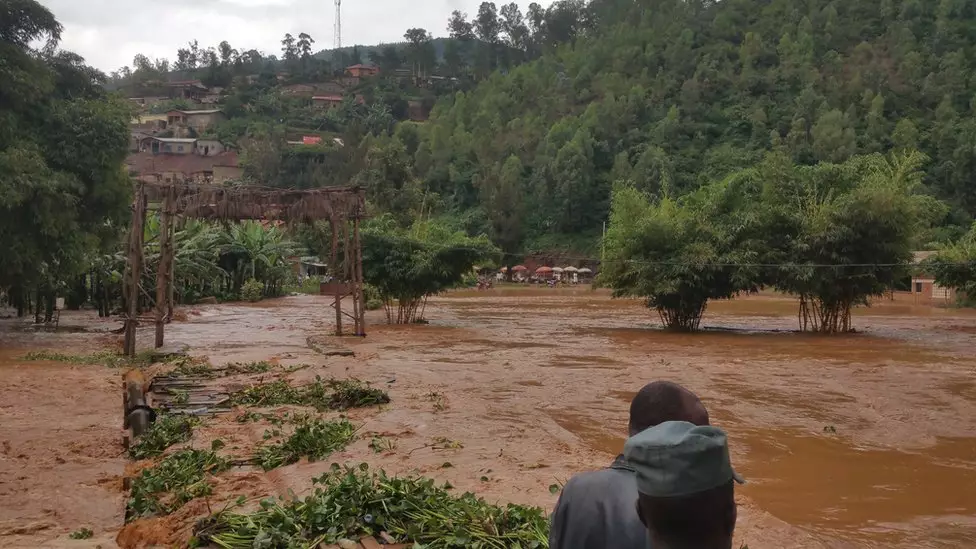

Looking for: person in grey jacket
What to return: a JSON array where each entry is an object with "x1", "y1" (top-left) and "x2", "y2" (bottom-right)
[{"x1": 548, "y1": 381, "x2": 710, "y2": 549}]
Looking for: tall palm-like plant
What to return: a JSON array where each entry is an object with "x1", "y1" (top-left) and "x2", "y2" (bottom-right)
[{"x1": 218, "y1": 221, "x2": 304, "y2": 296}]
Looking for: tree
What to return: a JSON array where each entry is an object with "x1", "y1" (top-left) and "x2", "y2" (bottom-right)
[
  {"x1": 480, "y1": 155, "x2": 525, "y2": 258},
  {"x1": 362, "y1": 217, "x2": 499, "y2": 324},
  {"x1": 925, "y1": 222, "x2": 976, "y2": 300},
  {"x1": 281, "y1": 33, "x2": 297, "y2": 63},
  {"x1": 762, "y1": 151, "x2": 936, "y2": 332},
  {"x1": 403, "y1": 28, "x2": 435, "y2": 78},
  {"x1": 1, "y1": 0, "x2": 132, "y2": 316},
  {"x1": 297, "y1": 33, "x2": 315, "y2": 60},
  {"x1": 600, "y1": 177, "x2": 764, "y2": 331}
]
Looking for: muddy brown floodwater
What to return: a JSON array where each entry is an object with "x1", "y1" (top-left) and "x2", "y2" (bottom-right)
[{"x1": 2, "y1": 289, "x2": 975, "y2": 548}]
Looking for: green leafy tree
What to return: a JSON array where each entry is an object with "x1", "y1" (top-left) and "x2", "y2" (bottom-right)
[
  {"x1": 600, "y1": 178, "x2": 764, "y2": 331},
  {"x1": 762, "y1": 151, "x2": 936, "y2": 332},
  {"x1": 362, "y1": 217, "x2": 499, "y2": 323},
  {"x1": 1, "y1": 0, "x2": 131, "y2": 316},
  {"x1": 924, "y1": 223, "x2": 976, "y2": 300}
]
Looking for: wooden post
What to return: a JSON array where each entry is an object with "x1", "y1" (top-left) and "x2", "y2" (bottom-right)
[
  {"x1": 124, "y1": 185, "x2": 147, "y2": 357},
  {"x1": 331, "y1": 218, "x2": 343, "y2": 336},
  {"x1": 353, "y1": 217, "x2": 365, "y2": 336},
  {"x1": 154, "y1": 186, "x2": 174, "y2": 348}
]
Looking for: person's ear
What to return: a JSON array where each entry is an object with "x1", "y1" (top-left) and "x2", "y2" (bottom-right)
[{"x1": 635, "y1": 499, "x2": 647, "y2": 527}]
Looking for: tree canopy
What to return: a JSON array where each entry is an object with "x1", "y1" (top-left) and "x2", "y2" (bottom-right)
[
  {"x1": 602, "y1": 151, "x2": 938, "y2": 332},
  {"x1": 1, "y1": 0, "x2": 132, "y2": 309},
  {"x1": 362, "y1": 217, "x2": 499, "y2": 324}
]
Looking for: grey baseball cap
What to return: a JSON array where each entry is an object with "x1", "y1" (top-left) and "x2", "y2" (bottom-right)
[{"x1": 624, "y1": 421, "x2": 745, "y2": 498}]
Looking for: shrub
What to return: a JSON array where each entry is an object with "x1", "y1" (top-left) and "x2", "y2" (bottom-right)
[{"x1": 240, "y1": 278, "x2": 264, "y2": 302}]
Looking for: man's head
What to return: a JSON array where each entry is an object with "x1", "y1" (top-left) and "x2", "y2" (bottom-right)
[
  {"x1": 624, "y1": 421, "x2": 742, "y2": 549},
  {"x1": 628, "y1": 381, "x2": 709, "y2": 436}
]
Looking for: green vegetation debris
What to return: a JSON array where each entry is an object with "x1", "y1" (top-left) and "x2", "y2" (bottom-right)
[
  {"x1": 194, "y1": 464, "x2": 549, "y2": 548},
  {"x1": 127, "y1": 449, "x2": 229, "y2": 521},
  {"x1": 230, "y1": 377, "x2": 390, "y2": 411},
  {"x1": 369, "y1": 435, "x2": 397, "y2": 454},
  {"x1": 254, "y1": 418, "x2": 357, "y2": 471},
  {"x1": 69, "y1": 528, "x2": 94, "y2": 539},
  {"x1": 128, "y1": 415, "x2": 198, "y2": 460},
  {"x1": 22, "y1": 350, "x2": 155, "y2": 368},
  {"x1": 325, "y1": 378, "x2": 391, "y2": 410}
]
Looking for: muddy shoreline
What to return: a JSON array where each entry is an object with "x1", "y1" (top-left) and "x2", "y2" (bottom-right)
[{"x1": 1, "y1": 289, "x2": 974, "y2": 548}]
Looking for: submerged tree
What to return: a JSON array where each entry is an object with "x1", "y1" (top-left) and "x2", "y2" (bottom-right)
[
  {"x1": 924, "y1": 222, "x2": 976, "y2": 301},
  {"x1": 362, "y1": 216, "x2": 499, "y2": 324},
  {"x1": 761, "y1": 151, "x2": 937, "y2": 332},
  {"x1": 600, "y1": 176, "x2": 765, "y2": 331}
]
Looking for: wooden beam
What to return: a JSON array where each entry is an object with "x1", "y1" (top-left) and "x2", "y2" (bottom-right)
[
  {"x1": 124, "y1": 185, "x2": 147, "y2": 357},
  {"x1": 154, "y1": 187, "x2": 174, "y2": 348}
]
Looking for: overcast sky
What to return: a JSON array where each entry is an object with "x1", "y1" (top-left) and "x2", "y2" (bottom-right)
[{"x1": 42, "y1": 0, "x2": 554, "y2": 72}]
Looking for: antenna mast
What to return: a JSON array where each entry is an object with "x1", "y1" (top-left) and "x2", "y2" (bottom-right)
[{"x1": 334, "y1": 0, "x2": 342, "y2": 49}]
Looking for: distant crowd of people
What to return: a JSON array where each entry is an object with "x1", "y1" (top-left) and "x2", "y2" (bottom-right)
[{"x1": 549, "y1": 381, "x2": 743, "y2": 549}]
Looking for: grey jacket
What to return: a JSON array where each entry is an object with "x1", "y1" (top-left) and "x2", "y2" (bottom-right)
[{"x1": 549, "y1": 456, "x2": 650, "y2": 549}]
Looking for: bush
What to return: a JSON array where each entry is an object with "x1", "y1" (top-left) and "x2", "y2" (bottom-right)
[
  {"x1": 363, "y1": 283, "x2": 383, "y2": 310},
  {"x1": 240, "y1": 278, "x2": 264, "y2": 302}
]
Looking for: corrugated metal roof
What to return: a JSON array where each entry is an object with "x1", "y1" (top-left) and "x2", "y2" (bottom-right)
[{"x1": 153, "y1": 137, "x2": 197, "y2": 143}]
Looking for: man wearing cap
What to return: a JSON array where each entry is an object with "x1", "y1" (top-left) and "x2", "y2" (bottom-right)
[
  {"x1": 624, "y1": 421, "x2": 744, "y2": 549},
  {"x1": 549, "y1": 381, "x2": 710, "y2": 549}
]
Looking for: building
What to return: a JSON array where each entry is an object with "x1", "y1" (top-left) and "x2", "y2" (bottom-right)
[
  {"x1": 345, "y1": 64, "x2": 379, "y2": 78},
  {"x1": 152, "y1": 137, "x2": 198, "y2": 154},
  {"x1": 166, "y1": 109, "x2": 225, "y2": 132},
  {"x1": 281, "y1": 81, "x2": 347, "y2": 98},
  {"x1": 312, "y1": 95, "x2": 344, "y2": 109},
  {"x1": 165, "y1": 80, "x2": 209, "y2": 100},
  {"x1": 126, "y1": 150, "x2": 241, "y2": 184},
  {"x1": 911, "y1": 251, "x2": 957, "y2": 304},
  {"x1": 194, "y1": 139, "x2": 224, "y2": 156}
]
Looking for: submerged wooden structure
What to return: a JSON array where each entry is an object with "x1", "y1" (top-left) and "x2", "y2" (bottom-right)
[{"x1": 123, "y1": 183, "x2": 367, "y2": 356}]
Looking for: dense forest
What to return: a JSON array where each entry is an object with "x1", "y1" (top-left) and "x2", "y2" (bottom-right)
[{"x1": 413, "y1": 0, "x2": 976, "y2": 255}]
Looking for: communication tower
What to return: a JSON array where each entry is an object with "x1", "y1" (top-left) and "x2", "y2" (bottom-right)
[{"x1": 334, "y1": 0, "x2": 342, "y2": 50}]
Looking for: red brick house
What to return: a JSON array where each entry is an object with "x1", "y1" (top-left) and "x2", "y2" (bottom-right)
[{"x1": 345, "y1": 64, "x2": 379, "y2": 78}]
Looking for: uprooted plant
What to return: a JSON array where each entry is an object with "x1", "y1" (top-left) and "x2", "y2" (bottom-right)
[
  {"x1": 230, "y1": 377, "x2": 390, "y2": 411},
  {"x1": 169, "y1": 357, "x2": 277, "y2": 379},
  {"x1": 193, "y1": 463, "x2": 549, "y2": 548},
  {"x1": 127, "y1": 449, "x2": 230, "y2": 520},
  {"x1": 254, "y1": 418, "x2": 357, "y2": 471},
  {"x1": 128, "y1": 415, "x2": 198, "y2": 460}
]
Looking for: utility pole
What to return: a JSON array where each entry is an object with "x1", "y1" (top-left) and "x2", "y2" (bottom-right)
[{"x1": 334, "y1": 0, "x2": 342, "y2": 50}]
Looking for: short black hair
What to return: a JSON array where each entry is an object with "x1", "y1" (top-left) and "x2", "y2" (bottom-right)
[
  {"x1": 628, "y1": 381, "x2": 709, "y2": 435},
  {"x1": 637, "y1": 480, "x2": 736, "y2": 548}
]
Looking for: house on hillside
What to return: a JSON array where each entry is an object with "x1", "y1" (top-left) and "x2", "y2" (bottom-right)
[
  {"x1": 166, "y1": 109, "x2": 225, "y2": 132},
  {"x1": 312, "y1": 95, "x2": 344, "y2": 109},
  {"x1": 152, "y1": 137, "x2": 198, "y2": 154},
  {"x1": 165, "y1": 80, "x2": 209, "y2": 100},
  {"x1": 129, "y1": 96, "x2": 168, "y2": 108},
  {"x1": 131, "y1": 113, "x2": 169, "y2": 131},
  {"x1": 195, "y1": 139, "x2": 224, "y2": 156},
  {"x1": 911, "y1": 251, "x2": 957, "y2": 304},
  {"x1": 126, "y1": 150, "x2": 241, "y2": 184},
  {"x1": 345, "y1": 64, "x2": 379, "y2": 78}
]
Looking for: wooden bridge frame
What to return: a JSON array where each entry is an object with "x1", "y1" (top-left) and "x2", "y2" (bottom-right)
[{"x1": 122, "y1": 182, "x2": 367, "y2": 357}]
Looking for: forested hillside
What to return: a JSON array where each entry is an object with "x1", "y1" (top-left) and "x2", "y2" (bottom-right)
[{"x1": 416, "y1": 0, "x2": 976, "y2": 255}]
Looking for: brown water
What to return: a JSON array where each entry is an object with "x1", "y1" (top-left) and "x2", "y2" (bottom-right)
[{"x1": 3, "y1": 290, "x2": 975, "y2": 548}]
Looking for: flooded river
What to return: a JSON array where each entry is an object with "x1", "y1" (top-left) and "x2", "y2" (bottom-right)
[{"x1": 1, "y1": 289, "x2": 974, "y2": 547}]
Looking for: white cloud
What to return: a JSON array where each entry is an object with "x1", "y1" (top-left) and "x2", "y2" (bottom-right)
[{"x1": 41, "y1": 0, "x2": 554, "y2": 71}]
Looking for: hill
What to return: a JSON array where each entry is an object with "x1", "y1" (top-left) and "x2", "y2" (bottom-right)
[{"x1": 414, "y1": 0, "x2": 976, "y2": 254}]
